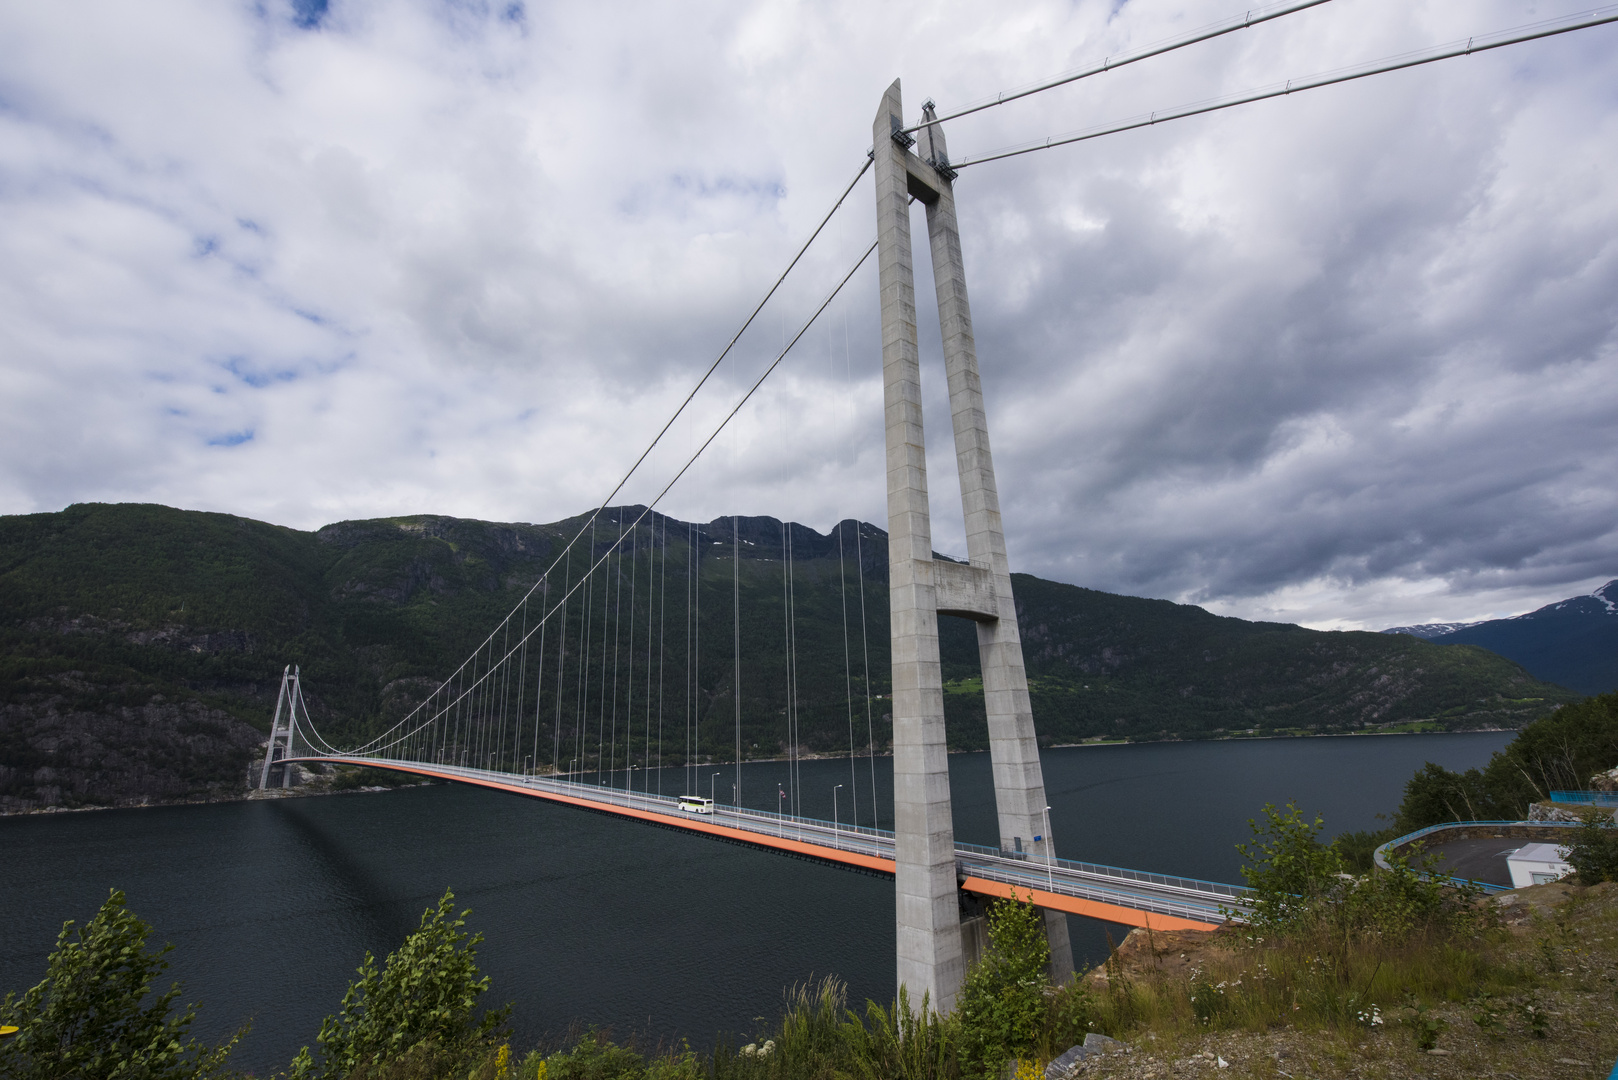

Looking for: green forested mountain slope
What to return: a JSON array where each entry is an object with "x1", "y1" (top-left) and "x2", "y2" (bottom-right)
[{"x1": 0, "y1": 503, "x2": 1577, "y2": 810}]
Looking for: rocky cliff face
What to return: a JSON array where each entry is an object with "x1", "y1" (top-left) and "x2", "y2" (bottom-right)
[{"x1": 0, "y1": 672, "x2": 264, "y2": 813}]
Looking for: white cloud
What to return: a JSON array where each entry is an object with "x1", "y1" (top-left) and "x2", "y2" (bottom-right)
[{"x1": 1, "y1": 0, "x2": 1615, "y2": 630}]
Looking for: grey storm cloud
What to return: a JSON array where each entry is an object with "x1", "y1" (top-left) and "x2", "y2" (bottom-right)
[{"x1": 0, "y1": 0, "x2": 1614, "y2": 631}]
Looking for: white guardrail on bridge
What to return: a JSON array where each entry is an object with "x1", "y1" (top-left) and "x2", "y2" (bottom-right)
[{"x1": 302, "y1": 757, "x2": 1252, "y2": 925}]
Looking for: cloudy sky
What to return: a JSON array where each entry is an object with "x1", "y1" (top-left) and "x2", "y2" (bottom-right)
[{"x1": 2, "y1": 0, "x2": 1615, "y2": 631}]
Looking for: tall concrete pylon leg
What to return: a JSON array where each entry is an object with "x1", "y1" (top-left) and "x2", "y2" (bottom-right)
[
  {"x1": 873, "y1": 78, "x2": 965, "y2": 1014},
  {"x1": 918, "y1": 103, "x2": 1075, "y2": 984},
  {"x1": 257, "y1": 665, "x2": 303, "y2": 790},
  {"x1": 876, "y1": 82, "x2": 1075, "y2": 1005}
]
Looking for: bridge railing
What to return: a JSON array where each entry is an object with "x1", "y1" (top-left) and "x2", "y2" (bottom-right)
[
  {"x1": 317, "y1": 756, "x2": 1254, "y2": 915},
  {"x1": 954, "y1": 854, "x2": 1244, "y2": 922},
  {"x1": 1549, "y1": 790, "x2": 1618, "y2": 806},
  {"x1": 1370, "y1": 819, "x2": 1584, "y2": 895},
  {"x1": 953, "y1": 841, "x2": 1251, "y2": 902}
]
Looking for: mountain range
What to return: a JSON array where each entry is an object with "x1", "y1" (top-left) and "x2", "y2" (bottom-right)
[
  {"x1": 1382, "y1": 581, "x2": 1618, "y2": 696},
  {"x1": 0, "y1": 503, "x2": 1579, "y2": 812}
]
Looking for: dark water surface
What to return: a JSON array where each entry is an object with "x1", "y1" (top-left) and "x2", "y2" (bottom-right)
[{"x1": 0, "y1": 732, "x2": 1508, "y2": 1072}]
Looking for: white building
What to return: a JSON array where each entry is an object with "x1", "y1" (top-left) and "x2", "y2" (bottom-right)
[{"x1": 1506, "y1": 842, "x2": 1573, "y2": 888}]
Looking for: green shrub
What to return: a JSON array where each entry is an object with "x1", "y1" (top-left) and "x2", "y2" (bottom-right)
[
  {"x1": 288, "y1": 889, "x2": 508, "y2": 1079},
  {"x1": 1565, "y1": 810, "x2": 1618, "y2": 884},
  {"x1": 1235, "y1": 802, "x2": 1344, "y2": 931},
  {"x1": 1333, "y1": 826, "x2": 1398, "y2": 874},
  {"x1": 543, "y1": 1031, "x2": 649, "y2": 1080},
  {"x1": 0, "y1": 889, "x2": 240, "y2": 1080},
  {"x1": 955, "y1": 893, "x2": 1051, "y2": 1080}
]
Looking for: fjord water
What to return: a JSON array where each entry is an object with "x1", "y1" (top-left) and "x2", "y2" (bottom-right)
[{"x1": 0, "y1": 732, "x2": 1508, "y2": 1073}]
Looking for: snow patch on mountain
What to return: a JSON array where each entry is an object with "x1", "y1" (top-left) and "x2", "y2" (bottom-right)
[{"x1": 1380, "y1": 622, "x2": 1480, "y2": 640}]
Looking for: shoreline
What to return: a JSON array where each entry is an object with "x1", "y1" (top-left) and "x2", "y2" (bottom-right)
[{"x1": 0, "y1": 727, "x2": 1512, "y2": 819}]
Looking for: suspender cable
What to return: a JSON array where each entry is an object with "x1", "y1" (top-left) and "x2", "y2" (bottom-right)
[
  {"x1": 554, "y1": 545, "x2": 570, "y2": 776},
  {"x1": 733, "y1": 515, "x2": 742, "y2": 810},
  {"x1": 905, "y1": 0, "x2": 1335, "y2": 135},
  {"x1": 694, "y1": 519, "x2": 702, "y2": 793},
  {"x1": 841, "y1": 304, "x2": 880, "y2": 827},
  {"x1": 577, "y1": 521, "x2": 595, "y2": 777},
  {"x1": 780, "y1": 521, "x2": 790, "y2": 810},
  {"x1": 657, "y1": 513, "x2": 667, "y2": 795},
  {"x1": 498, "y1": 615, "x2": 513, "y2": 771},
  {"x1": 609, "y1": 512, "x2": 625, "y2": 785},
  {"x1": 954, "y1": 6, "x2": 1618, "y2": 169},
  {"x1": 855, "y1": 521, "x2": 878, "y2": 827},
  {"x1": 686, "y1": 521, "x2": 695, "y2": 795},
  {"x1": 838, "y1": 519, "x2": 859, "y2": 828},
  {"x1": 598, "y1": 514, "x2": 618, "y2": 784},
  {"x1": 625, "y1": 521, "x2": 638, "y2": 789},
  {"x1": 637, "y1": 514, "x2": 650, "y2": 793},
  {"x1": 784, "y1": 522, "x2": 803, "y2": 817},
  {"x1": 540, "y1": 579, "x2": 553, "y2": 773}
]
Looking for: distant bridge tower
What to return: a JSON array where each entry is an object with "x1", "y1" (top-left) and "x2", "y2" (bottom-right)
[
  {"x1": 258, "y1": 664, "x2": 307, "y2": 789},
  {"x1": 874, "y1": 79, "x2": 1075, "y2": 1012}
]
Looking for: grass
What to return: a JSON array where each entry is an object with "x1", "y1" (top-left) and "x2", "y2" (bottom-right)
[
  {"x1": 1076, "y1": 882, "x2": 1618, "y2": 1079},
  {"x1": 479, "y1": 884, "x2": 1618, "y2": 1080},
  {"x1": 1085, "y1": 923, "x2": 1528, "y2": 1039}
]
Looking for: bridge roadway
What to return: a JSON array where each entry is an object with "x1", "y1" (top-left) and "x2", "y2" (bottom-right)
[{"x1": 294, "y1": 756, "x2": 1246, "y2": 932}]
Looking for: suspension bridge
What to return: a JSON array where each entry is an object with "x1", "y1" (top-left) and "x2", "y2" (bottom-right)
[{"x1": 254, "y1": 2, "x2": 1618, "y2": 1013}]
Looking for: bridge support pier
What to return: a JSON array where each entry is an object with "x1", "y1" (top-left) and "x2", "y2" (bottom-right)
[{"x1": 875, "y1": 81, "x2": 1075, "y2": 1009}]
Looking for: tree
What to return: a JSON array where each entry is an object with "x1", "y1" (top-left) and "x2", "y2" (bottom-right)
[
  {"x1": 0, "y1": 889, "x2": 239, "y2": 1080},
  {"x1": 1235, "y1": 802, "x2": 1343, "y2": 931},
  {"x1": 954, "y1": 893, "x2": 1051, "y2": 1080},
  {"x1": 1393, "y1": 763, "x2": 1492, "y2": 832},
  {"x1": 1392, "y1": 693, "x2": 1618, "y2": 829},
  {"x1": 290, "y1": 889, "x2": 508, "y2": 1079},
  {"x1": 1565, "y1": 811, "x2": 1618, "y2": 885}
]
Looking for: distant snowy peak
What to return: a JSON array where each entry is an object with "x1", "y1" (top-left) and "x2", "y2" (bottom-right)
[
  {"x1": 1381, "y1": 622, "x2": 1482, "y2": 640},
  {"x1": 1380, "y1": 579, "x2": 1618, "y2": 638},
  {"x1": 1512, "y1": 578, "x2": 1618, "y2": 621}
]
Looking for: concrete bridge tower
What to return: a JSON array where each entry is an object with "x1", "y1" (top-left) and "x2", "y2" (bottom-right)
[{"x1": 874, "y1": 79, "x2": 1075, "y2": 1013}]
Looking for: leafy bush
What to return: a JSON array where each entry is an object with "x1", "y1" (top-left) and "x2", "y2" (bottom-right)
[
  {"x1": 0, "y1": 889, "x2": 240, "y2": 1080},
  {"x1": 542, "y1": 1031, "x2": 653, "y2": 1080},
  {"x1": 1566, "y1": 810, "x2": 1618, "y2": 884},
  {"x1": 1235, "y1": 802, "x2": 1483, "y2": 944},
  {"x1": 1333, "y1": 826, "x2": 1398, "y2": 874},
  {"x1": 1235, "y1": 803, "x2": 1345, "y2": 931},
  {"x1": 954, "y1": 893, "x2": 1052, "y2": 1080},
  {"x1": 289, "y1": 889, "x2": 508, "y2": 1079}
]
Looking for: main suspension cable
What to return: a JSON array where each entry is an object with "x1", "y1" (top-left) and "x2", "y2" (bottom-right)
[
  {"x1": 346, "y1": 240, "x2": 879, "y2": 759},
  {"x1": 954, "y1": 6, "x2": 1618, "y2": 168},
  {"x1": 338, "y1": 156, "x2": 873, "y2": 758},
  {"x1": 905, "y1": 0, "x2": 1334, "y2": 136}
]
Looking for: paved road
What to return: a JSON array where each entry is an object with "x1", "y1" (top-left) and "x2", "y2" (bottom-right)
[
  {"x1": 1422, "y1": 836, "x2": 1521, "y2": 887},
  {"x1": 293, "y1": 756, "x2": 1252, "y2": 927}
]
